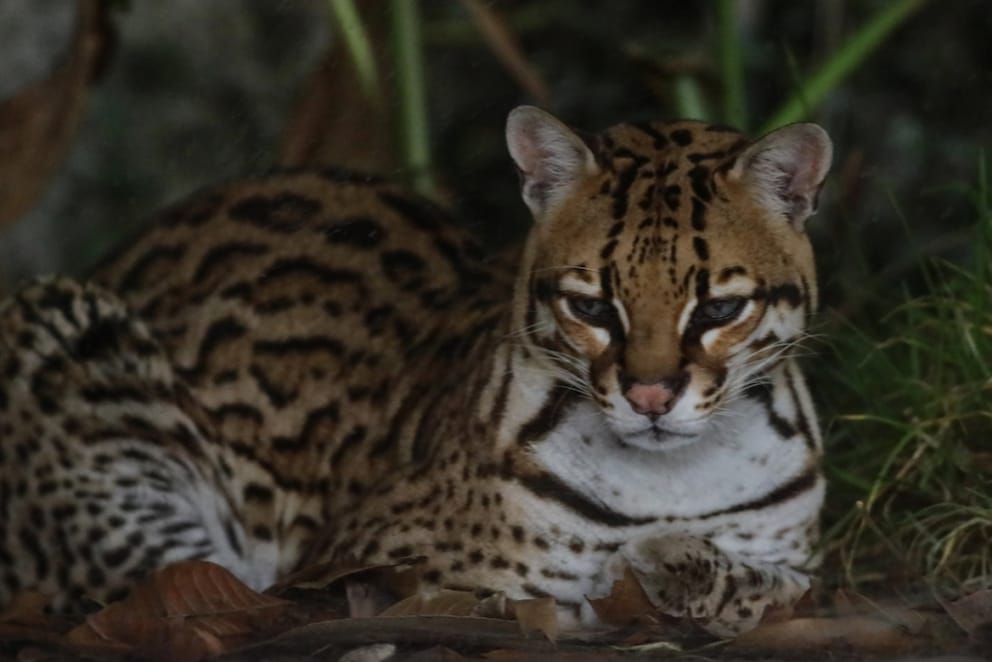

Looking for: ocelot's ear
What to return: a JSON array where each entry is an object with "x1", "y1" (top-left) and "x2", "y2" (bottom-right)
[
  {"x1": 506, "y1": 106, "x2": 599, "y2": 220},
  {"x1": 727, "y1": 123, "x2": 833, "y2": 230}
]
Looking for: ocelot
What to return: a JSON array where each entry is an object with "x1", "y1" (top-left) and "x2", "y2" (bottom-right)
[{"x1": 0, "y1": 107, "x2": 832, "y2": 636}]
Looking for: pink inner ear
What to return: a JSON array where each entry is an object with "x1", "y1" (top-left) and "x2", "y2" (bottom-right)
[
  {"x1": 788, "y1": 137, "x2": 830, "y2": 197},
  {"x1": 510, "y1": 134, "x2": 540, "y2": 175},
  {"x1": 738, "y1": 123, "x2": 832, "y2": 227}
]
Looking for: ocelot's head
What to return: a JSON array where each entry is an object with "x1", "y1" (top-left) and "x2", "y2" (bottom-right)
[{"x1": 506, "y1": 107, "x2": 832, "y2": 451}]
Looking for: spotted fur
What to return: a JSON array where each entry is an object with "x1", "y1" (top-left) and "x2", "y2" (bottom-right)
[{"x1": 0, "y1": 108, "x2": 832, "y2": 636}]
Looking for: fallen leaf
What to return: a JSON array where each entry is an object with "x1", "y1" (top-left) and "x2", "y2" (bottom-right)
[
  {"x1": 730, "y1": 612, "x2": 927, "y2": 654},
  {"x1": 585, "y1": 565, "x2": 656, "y2": 626},
  {"x1": 510, "y1": 597, "x2": 559, "y2": 642},
  {"x1": 278, "y1": 3, "x2": 396, "y2": 172},
  {"x1": 66, "y1": 560, "x2": 293, "y2": 661},
  {"x1": 939, "y1": 588, "x2": 992, "y2": 640},
  {"x1": 457, "y1": 0, "x2": 550, "y2": 105},
  {"x1": 0, "y1": 591, "x2": 54, "y2": 629},
  {"x1": 0, "y1": 0, "x2": 113, "y2": 227},
  {"x1": 0, "y1": 590, "x2": 73, "y2": 650},
  {"x1": 270, "y1": 556, "x2": 423, "y2": 597},
  {"x1": 380, "y1": 589, "x2": 483, "y2": 618},
  {"x1": 346, "y1": 581, "x2": 396, "y2": 618},
  {"x1": 229, "y1": 615, "x2": 561, "y2": 659}
]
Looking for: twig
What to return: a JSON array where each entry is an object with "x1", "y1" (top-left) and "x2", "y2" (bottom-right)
[{"x1": 459, "y1": 0, "x2": 550, "y2": 106}]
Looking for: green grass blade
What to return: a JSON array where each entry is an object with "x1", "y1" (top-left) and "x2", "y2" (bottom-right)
[
  {"x1": 672, "y1": 74, "x2": 709, "y2": 121},
  {"x1": 327, "y1": 0, "x2": 382, "y2": 107},
  {"x1": 761, "y1": 0, "x2": 927, "y2": 131},
  {"x1": 716, "y1": 0, "x2": 748, "y2": 130},
  {"x1": 391, "y1": 0, "x2": 434, "y2": 196}
]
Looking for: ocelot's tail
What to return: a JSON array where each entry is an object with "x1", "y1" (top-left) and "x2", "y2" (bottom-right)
[{"x1": 0, "y1": 276, "x2": 254, "y2": 611}]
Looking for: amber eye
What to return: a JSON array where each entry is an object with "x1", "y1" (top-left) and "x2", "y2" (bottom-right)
[
  {"x1": 694, "y1": 297, "x2": 746, "y2": 323},
  {"x1": 566, "y1": 296, "x2": 616, "y2": 326}
]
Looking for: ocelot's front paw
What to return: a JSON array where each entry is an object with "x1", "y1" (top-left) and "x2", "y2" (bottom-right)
[{"x1": 603, "y1": 534, "x2": 809, "y2": 637}]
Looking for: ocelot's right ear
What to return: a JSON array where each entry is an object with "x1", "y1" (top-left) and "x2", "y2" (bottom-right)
[{"x1": 506, "y1": 106, "x2": 599, "y2": 220}]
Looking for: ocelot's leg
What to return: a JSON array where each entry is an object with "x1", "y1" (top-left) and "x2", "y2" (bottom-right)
[
  {"x1": 591, "y1": 533, "x2": 811, "y2": 637},
  {"x1": 0, "y1": 277, "x2": 254, "y2": 611}
]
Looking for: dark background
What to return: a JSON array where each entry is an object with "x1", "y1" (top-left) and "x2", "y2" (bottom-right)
[{"x1": 1, "y1": 0, "x2": 989, "y2": 317}]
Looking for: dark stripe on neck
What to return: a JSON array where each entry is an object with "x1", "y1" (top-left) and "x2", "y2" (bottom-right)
[
  {"x1": 515, "y1": 383, "x2": 573, "y2": 446},
  {"x1": 518, "y1": 470, "x2": 656, "y2": 528},
  {"x1": 699, "y1": 464, "x2": 820, "y2": 519}
]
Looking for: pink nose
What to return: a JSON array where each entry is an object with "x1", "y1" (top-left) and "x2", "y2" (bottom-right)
[{"x1": 625, "y1": 383, "x2": 675, "y2": 416}]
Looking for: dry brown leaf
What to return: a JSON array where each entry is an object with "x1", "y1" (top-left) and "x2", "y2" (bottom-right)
[
  {"x1": 510, "y1": 597, "x2": 559, "y2": 642},
  {"x1": 270, "y1": 556, "x2": 423, "y2": 597},
  {"x1": 730, "y1": 612, "x2": 927, "y2": 654},
  {"x1": 829, "y1": 589, "x2": 930, "y2": 635},
  {"x1": 755, "y1": 588, "x2": 815, "y2": 626},
  {"x1": 0, "y1": 591, "x2": 54, "y2": 629},
  {"x1": 380, "y1": 589, "x2": 483, "y2": 618},
  {"x1": 0, "y1": 0, "x2": 112, "y2": 227},
  {"x1": 232, "y1": 616, "x2": 560, "y2": 659},
  {"x1": 346, "y1": 580, "x2": 397, "y2": 618},
  {"x1": 269, "y1": 558, "x2": 390, "y2": 592},
  {"x1": 832, "y1": 587, "x2": 862, "y2": 616},
  {"x1": 66, "y1": 560, "x2": 292, "y2": 660},
  {"x1": 585, "y1": 565, "x2": 656, "y2": 626},
  {"x1": 279, "y1": 4, "x2": 396, "y2": 171},
  {"x1": 939, "y1": 588, "x2": 992, "y2": 640},
  {"x1": 0, "y1": 590, "x2": 74, "y2": 650}
]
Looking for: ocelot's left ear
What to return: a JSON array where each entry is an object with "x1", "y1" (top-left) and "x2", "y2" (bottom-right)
[{"x1": 727, "y1": 123, "x2": 833, "y2": 230}]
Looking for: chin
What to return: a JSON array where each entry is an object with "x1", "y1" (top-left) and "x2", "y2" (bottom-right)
[{"x1": 616, "y1": 425, "x2": 702, "y2": 452}]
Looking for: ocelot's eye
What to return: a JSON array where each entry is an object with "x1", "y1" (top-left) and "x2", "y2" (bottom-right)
[
  {"x1": 566, "y1": 296, "x2": 616, "y2": 325},
  {"x1": 694, "y1": 297, "x2": 746, "y2": 323}
]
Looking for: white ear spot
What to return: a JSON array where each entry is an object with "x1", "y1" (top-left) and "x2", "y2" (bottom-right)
[
  {"x1": 729, "y1": 123, "x2": 833, "y2": 230},
  {"x1": 506, "y1": 106, "x2": 599, "y2": 220}
]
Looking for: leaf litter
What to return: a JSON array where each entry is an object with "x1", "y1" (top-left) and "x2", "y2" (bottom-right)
[{"x1": 0, "y1": 556, "x2": 985, "y2": 660}]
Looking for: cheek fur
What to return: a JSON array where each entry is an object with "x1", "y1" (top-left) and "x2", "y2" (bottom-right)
[{"x1": 553, "y1": 303, "x2": 612, "y2": 356}]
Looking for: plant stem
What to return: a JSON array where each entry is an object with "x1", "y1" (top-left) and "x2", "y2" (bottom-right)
[
  {"x1": 761, "y1": 0, "x2": 927, "y2": 132},
  {"x1": 391, "y1": 0, "x2": 434, "y2": 196},
  {"x1": 327, "y1": 0, "x2": 381, "y2": 107},
  {"x1": 716, "y1": 0, "x2": 747, "y2": 130}
]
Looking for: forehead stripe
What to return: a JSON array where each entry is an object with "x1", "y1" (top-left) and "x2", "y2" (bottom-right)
[
  {"x1": 693, "y1": 236, "x2": 709, "y2": 261},
  {"x1": 611, "y1": 163, "x2": 640, "y2": 219},
  {"x1": 691, "y1": 197, "x2": 706, "y2": 231},
  {"x1": 695, "y1": 268, "x2": 710, "y2": 299},
  {"x1": 689, "y1": 166, "x2": 712, "y2": 202}
]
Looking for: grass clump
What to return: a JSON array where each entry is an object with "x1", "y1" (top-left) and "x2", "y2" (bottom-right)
[{"x1": 820, "y1": 159, "x2": 992, "y2": 594}]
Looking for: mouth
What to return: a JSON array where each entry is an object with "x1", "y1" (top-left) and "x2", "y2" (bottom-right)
[
  {"x1": 644, "y1": 424, "x2": 698, "y2": 440},
  {"x1": 616, "y1": 424, "x2": 699, "y2": 450}
]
